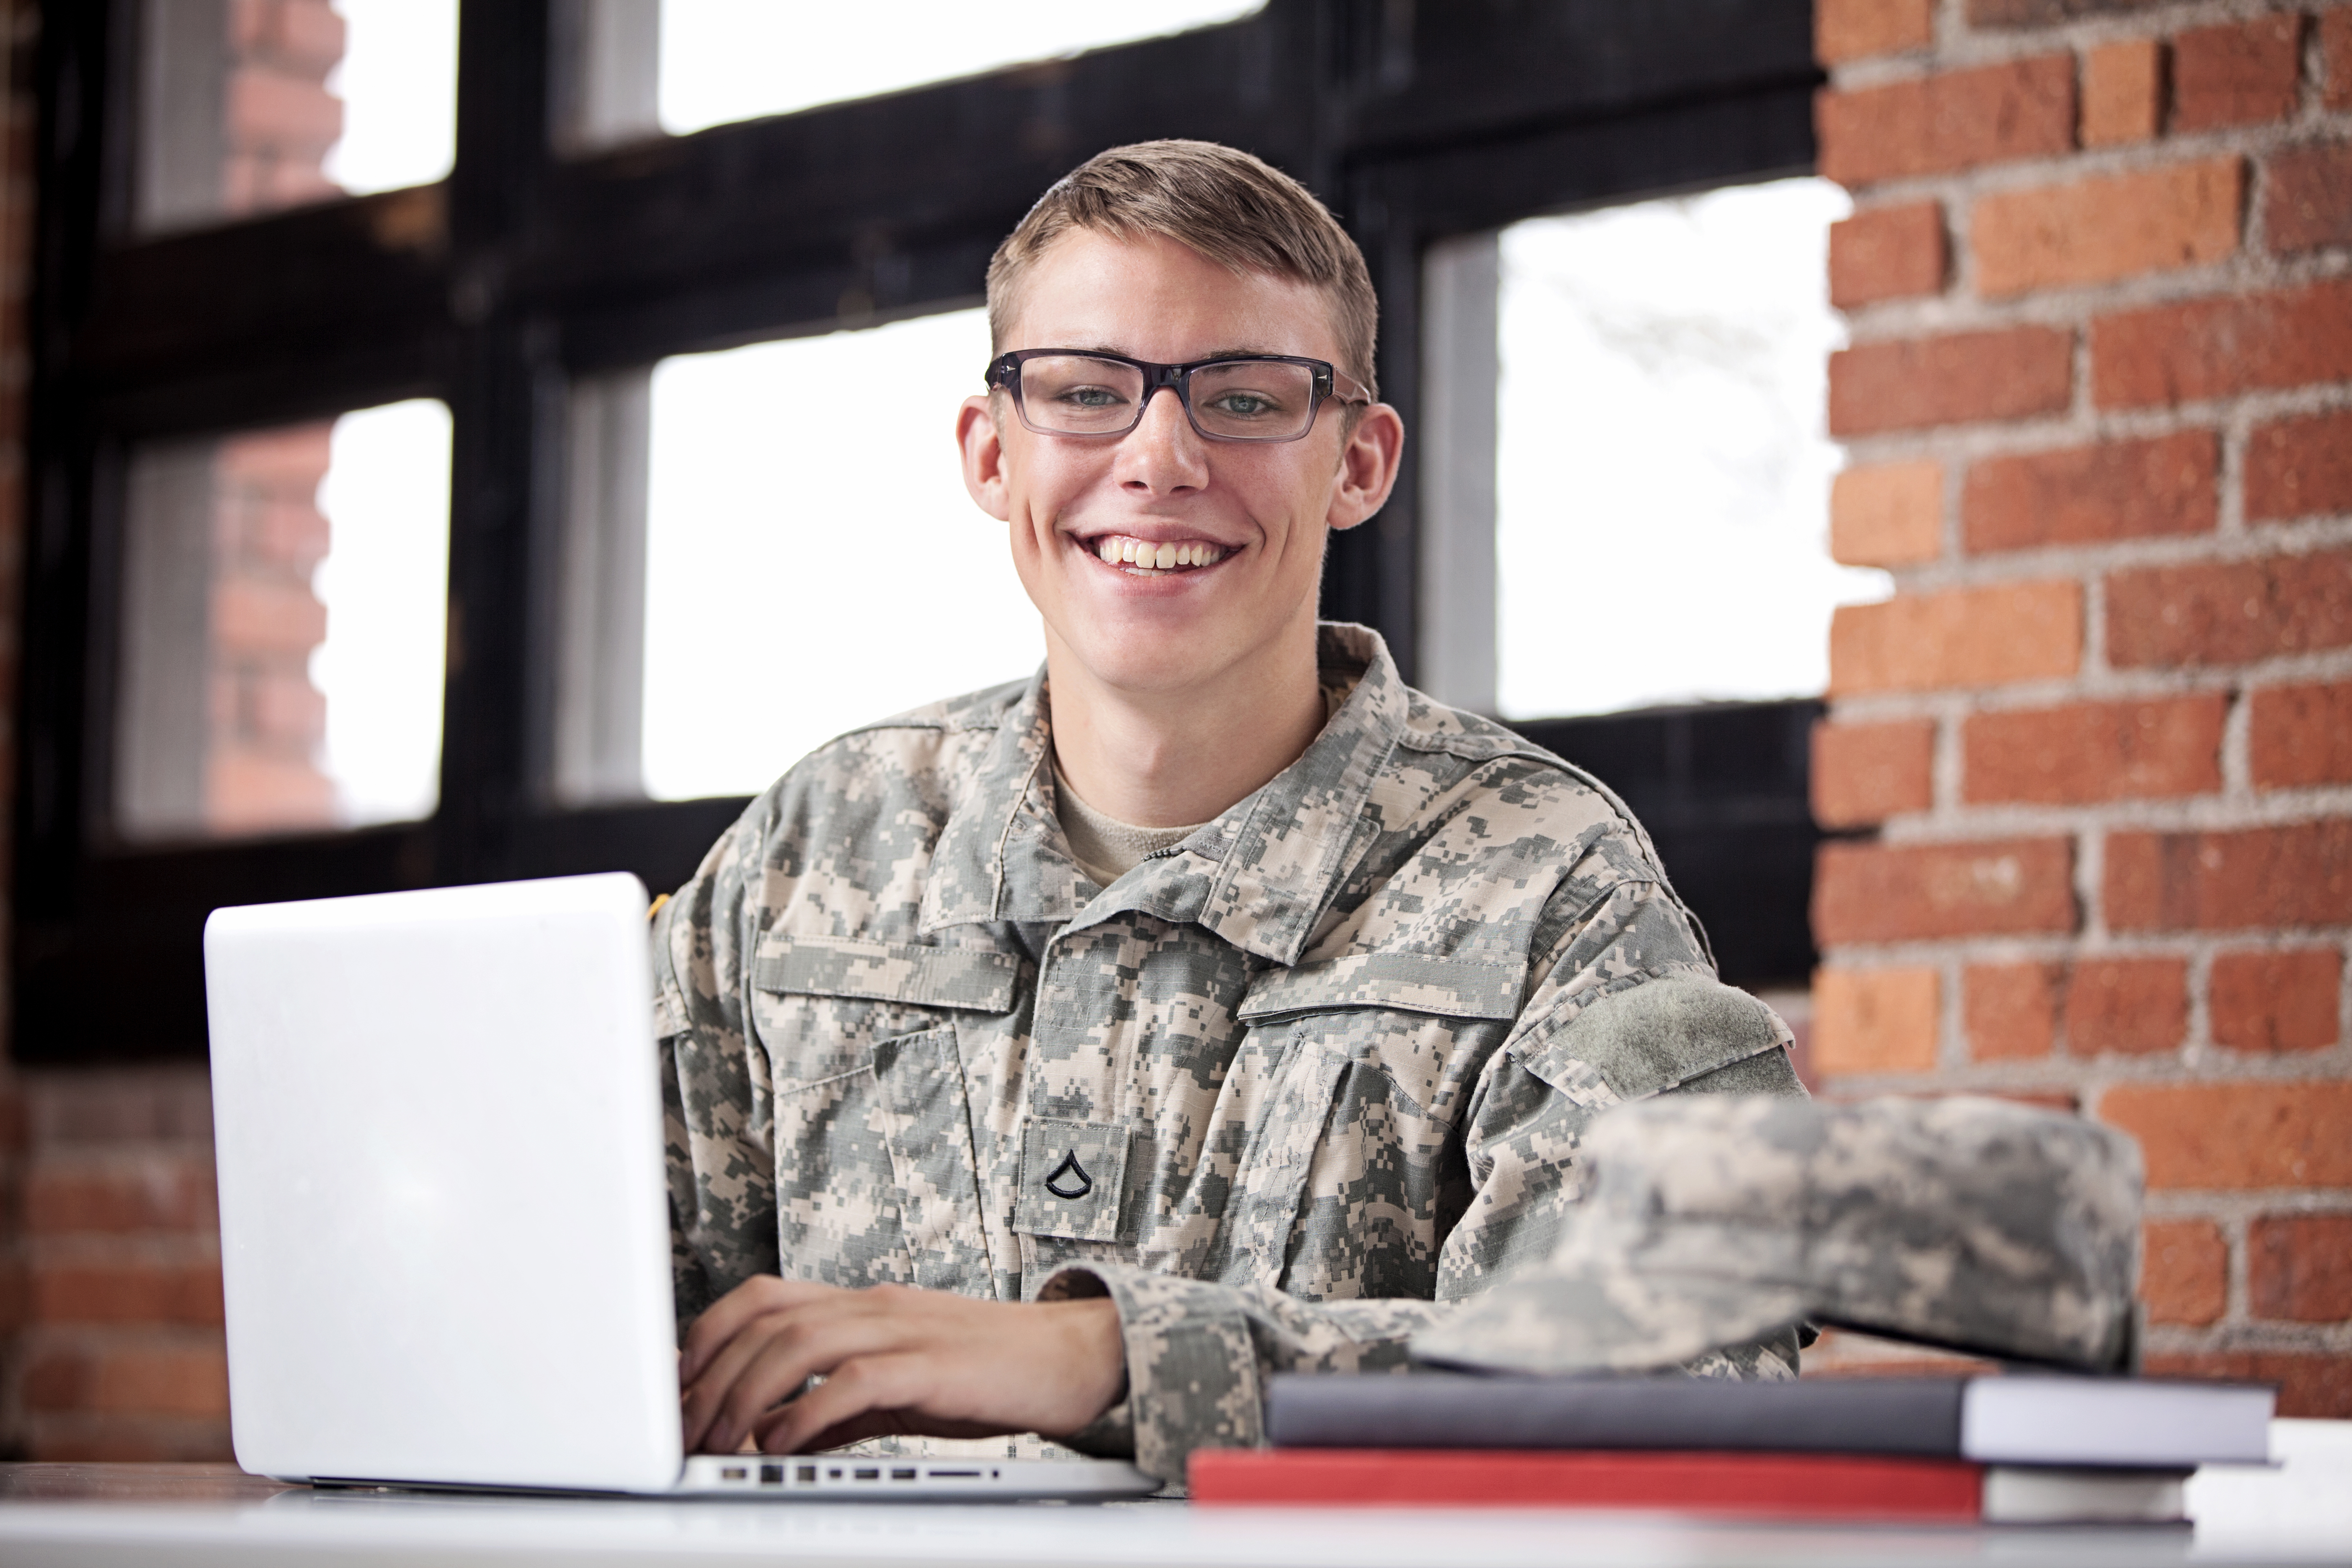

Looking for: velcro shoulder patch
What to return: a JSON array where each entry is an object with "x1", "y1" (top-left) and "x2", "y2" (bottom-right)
[{"x1": 1512, "y1": 972, "x2": 1787, "y2": 1103}]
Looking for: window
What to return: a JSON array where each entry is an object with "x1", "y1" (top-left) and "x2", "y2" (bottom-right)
[
  {"x1": 657, "y1": 0, "x2": 1267, "y2": 138},
  {"x1": 114, "y1": 401, "x2": 451, "y2": 842},
  {"x1": 1493, "y1": 178, "x2": 1888, "y2": 719},
  {"x1": 26, "y1": 1, "x2": 1822, "y2": 1058},
  {"x1": 637, "y1": 310, "x2": 1038, "y2": 802},
  {"x1": 134, "y1": 0, "x2": 458, "y2": 234}
]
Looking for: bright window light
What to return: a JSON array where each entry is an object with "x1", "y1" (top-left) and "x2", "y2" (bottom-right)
[
  {"x1": 313, "y1": 400, "x2": 453, "y2": 826},
  {"x1": 1494, "y1": 177, "x2": 1890, "y2": 719},
  {"x1": 640, "y1": 309, "x2": 1042, "y2": 802},
  {"x1": 659, "y1": 0, "x2": 1265, "y2": 135},
  {"x1": 322, "y1": 0, "x2": 459, "y2": 196}
]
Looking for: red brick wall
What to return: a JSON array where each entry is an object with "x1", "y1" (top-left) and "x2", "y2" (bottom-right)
[
  {"x1": 222, "y1": 0, "x2": 344, "y2": 218},
  {"x1": 1813, "y1": 0, "x2": 2352, "y2": 1416},
  {"x1": 208, "y1": 0, "x2": 344, "y2": 836},
  {"x1": 2, "y1": 1072, "x2": 228, "y2": 1459},
  {"x1": 0, "y1": 1, "x2": 346, "y2": 1459},
  {"x1": 0, "y1": 0, "x2": 41, "y2": 1458},
  {"x1": 206, "y1": 424, "x2": 337, "y2": 836}
]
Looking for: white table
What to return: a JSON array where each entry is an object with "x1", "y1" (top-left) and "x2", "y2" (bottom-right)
[{"x1": 1, "y1": 1421, "x2": 2344, "y2": 1568}]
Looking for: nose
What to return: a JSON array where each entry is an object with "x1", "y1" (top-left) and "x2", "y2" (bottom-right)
[{"x1": 1115, "y1": 382, "x2": 1210, "y2": 494}]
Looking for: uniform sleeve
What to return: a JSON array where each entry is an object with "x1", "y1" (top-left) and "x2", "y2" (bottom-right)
[
  {"x1": 655, "y1": 798, "x2": 782, "y2": 1337},
  {"x1": 1041, "y1": 872, "x2": 1807, "y2": 1484}
]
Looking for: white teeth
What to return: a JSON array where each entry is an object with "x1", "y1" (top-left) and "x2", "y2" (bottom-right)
[{"x1": 1087, "y1": 536, "x2": 1225, "y2": 570}]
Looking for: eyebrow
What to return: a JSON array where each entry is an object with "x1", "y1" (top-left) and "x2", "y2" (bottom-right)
[{"x1": 1060, "y1": 344, "x2": 1292, "y2": 363}]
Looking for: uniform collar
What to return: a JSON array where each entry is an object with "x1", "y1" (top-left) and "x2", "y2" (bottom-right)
[{"x1": 920, "y1": 623, "x2": 1408, "y2": 967}]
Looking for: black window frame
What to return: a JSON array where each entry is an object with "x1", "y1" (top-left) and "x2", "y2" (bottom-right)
[{"x1": 16, "y1": 0, "x2": 1822, "y2": 1062}]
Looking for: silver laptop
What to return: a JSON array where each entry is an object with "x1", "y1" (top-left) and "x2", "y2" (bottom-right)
[{"x1": 204, "y1": 872, "x2": 1155, "y2": 1501}]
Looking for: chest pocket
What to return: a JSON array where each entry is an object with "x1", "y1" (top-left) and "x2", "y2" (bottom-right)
[
  {"x1": 1220, "y1": 953, "x2": 1519, "y2": 1300},
  {"x1": 752, "y1": 934, "x2": 1019, "y2": 1292}
]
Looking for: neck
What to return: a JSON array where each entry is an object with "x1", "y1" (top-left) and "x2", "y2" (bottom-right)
[{"x1": 1045, "y1": 621, "x2": 1326, "y2": 828}]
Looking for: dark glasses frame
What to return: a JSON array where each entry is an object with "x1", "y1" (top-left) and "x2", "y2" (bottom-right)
[{"x1": 984, "y1": 349, "x2": 1373, "y2": 443}]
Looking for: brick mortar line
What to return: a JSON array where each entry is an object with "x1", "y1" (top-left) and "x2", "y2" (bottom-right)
[
  {"x1": 2144, "y1": 1323, "x2": 2352, "y2": 1352},
  {"x1": 2232, "y1": 1205, "x2": 2265, "y2": 1330},
  {"x1": 2079, "y1": 811, "x2": 2111, "y2": 941},
  {"x1": 21, "y1": 1237, "x2": 222, "y2": 1261},
  {"x1": 1812, "y1": 1057, "x2": 2352, "y2": 1091},
  {"x1": 1839, "y1": 407, "x2": 2352, "y2": 485},
  {"x1": 1945, "y1": 928, "x2": 1979, "y2": 1073},
  {"x1": 1834, "y1": 382, "x2": 2352, "y2": 471},
  {"x1": 2218, "y1": 398, "x2": 2257, "y2": 544},
  {"x1": 9, "y1": 1324, "x2": 227, "y2": 1350},
  {"x1": 1829, "y1": 663, "x2": 2352, "y2": 721},
  {"x1": 1929, "y1": 688, "x2": 1968, "y2": 814},
  {"x1": 1819, "y1": 929, "x2": 2352, "y2": 959},
  {"x1": 1832, "y1": 98, "x2": 2352, "y2": 204},
  {"x1": 2145, "y1": 1189, "x2": 2352, "y2": 1217},
  {"x1": 19, "y1": 1141, "x2": 220, "y2": 1162},
  {"x1": 1818, "y1": 946, "x2": 2352, "y2": 1014},
  {"x1": 1867, "y1": 787, "x2": 2352, "y2": 836},
  {"x1": 1836, "y1": 249, "x2": 2352, "y2": 348},
  {"x1": 1868, "y1": 512, "x2": 2352, "y2": 592},
  {"x1": 1925, "y1": 1032, "x2": 2351, "y2": 1080},
  {"x1": 2221, "y1": 678, "x2": 2257, "y2": 796},
  {"x1": 14, "y1": 1139, "x2": 218, "y2": 1160},
  {"x1": 17, "y1": 1412, "x2": 228, "y2": 1426},
  {"x1": 1825, "y1": 656, "x2": 2352, "y2": 723}
]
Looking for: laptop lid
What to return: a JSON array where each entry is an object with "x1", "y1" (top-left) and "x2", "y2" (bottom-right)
[{"x1": 205, "y1": 873, "x2": 683, "y2": 1491}]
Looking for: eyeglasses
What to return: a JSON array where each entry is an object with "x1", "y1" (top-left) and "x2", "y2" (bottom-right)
[{"x1": 985, "y1": 350, "x2": 1371, "y2": 444}]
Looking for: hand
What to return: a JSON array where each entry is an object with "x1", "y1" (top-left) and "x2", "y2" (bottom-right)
[{"x1": 678, "y1": 1277, "x2": 1127, "y2": 1456}]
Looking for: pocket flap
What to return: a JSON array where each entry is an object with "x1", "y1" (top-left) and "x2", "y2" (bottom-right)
[
  {"x1": 752, "y1": 934, "x2": 1020, "y2": 1012},
  {"x1": 1236, "y1": 952, "x2": 1522, "y2": 1024}
]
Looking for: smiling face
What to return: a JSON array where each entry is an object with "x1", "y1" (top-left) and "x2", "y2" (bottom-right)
[{"x1": 959, "y1": 229, "x2": 1400, "y2": 704}]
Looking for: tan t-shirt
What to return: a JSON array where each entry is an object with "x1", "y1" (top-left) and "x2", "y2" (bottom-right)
[
  {"x1": 1052, "y1": 765, "x2": 1204, "y2": 887},
  {"x1": 1052, "y1": 690, "x2": 1343, "y2": 886}
]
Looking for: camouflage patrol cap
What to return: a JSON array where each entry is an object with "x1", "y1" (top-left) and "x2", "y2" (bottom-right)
[{"x1": 1413, "y1": 1094, "x2": 2143, "y2": 1377}]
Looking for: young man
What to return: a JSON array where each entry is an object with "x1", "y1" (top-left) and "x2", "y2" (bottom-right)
[{"x1": 654, "y1": 141, "x2": 1803, "y2": 1484}]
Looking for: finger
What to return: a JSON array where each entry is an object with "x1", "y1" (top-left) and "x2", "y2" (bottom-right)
[
  {"x1": 753, "y1": 1351, "x2": 936, "y2": 1455},
  {"x1": 683, "y1": 1303, "x2": 842, "y2": 1453},
  {"x1": 695, "y1": 1311, "x2": 908, "y2": 1455},
  {"x1": 684, "y1": 1312, "x2": 812, "y2": 1453},
  {"x1": 679, "y1": 1277, "x2": 842, "y2": 1385}
]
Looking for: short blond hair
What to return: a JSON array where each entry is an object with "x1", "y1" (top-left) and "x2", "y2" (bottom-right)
[{"x1": 986, "y1": 140, "x2": 1379, "y2": 397}]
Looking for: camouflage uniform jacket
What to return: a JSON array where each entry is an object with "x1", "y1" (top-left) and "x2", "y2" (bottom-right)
[{"x1": 654, "y1": 623, "x2": 1804, "y2": 1482}]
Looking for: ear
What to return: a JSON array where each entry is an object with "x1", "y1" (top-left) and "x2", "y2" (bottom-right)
[
  {"x1": 958, "y1": 395, "x2": 1012, "y2": 521},
  {"x1": 1324, "y1": 402, "x2": 1406, "y2": 534}
]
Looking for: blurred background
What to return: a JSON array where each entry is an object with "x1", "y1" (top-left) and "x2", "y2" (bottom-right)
[
  {"x1": 2, "y1": 0, "x2": 2345, "y2": 1460},
  {"x1": 118, "y1": 0, "x2": 1877, "y2": 820}
]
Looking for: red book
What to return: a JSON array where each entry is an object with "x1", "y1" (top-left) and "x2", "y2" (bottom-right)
[{"x1": 1189, "y1": 1449, "x2": 1984, "y2": 1520}]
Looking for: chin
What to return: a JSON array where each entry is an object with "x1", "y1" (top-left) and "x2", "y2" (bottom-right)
[{"x1": 1066, "y1": 617, "x2": 1238, "y2": 696}]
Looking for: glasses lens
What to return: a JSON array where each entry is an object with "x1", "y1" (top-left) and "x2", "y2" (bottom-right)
[
  {"x1": 1015, "y1": 355, "x2": 1147, "y2": 434},
  {"x1": 1187, "y1": 360, "x2": 1318, "y2": 440}
]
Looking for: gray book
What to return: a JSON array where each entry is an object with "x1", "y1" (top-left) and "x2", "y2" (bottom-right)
[{"x1": 1264, "y1": 1374, "x2": 2273, "y2": 1469}]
